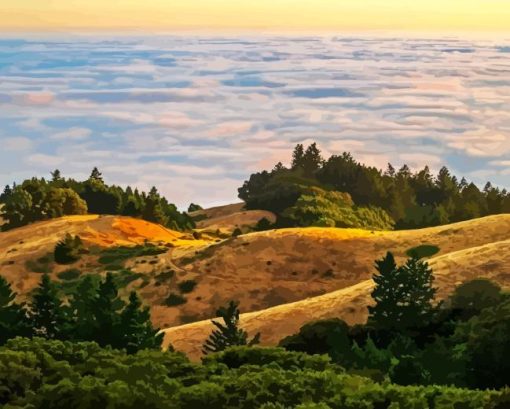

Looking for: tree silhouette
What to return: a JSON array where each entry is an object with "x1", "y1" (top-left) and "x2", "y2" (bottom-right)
[
  {"x1": 368, "y1": 252, "x2": 436, "y2": 331},
  {"x1": 0, "y1": 276, "x2": 30, "y2": 344},
  {"x1": 203, "y1": 301, "x2": 260, "y2": 354},
  {"x1": 120, "y1": 291, "x2": 163, "y2": 353},
  {"x1": 93, "y1": 273, "x2": 122, "y2": 347},
  {"x1": 29, "y1": 274, "x2": 69, "y2": 340}
]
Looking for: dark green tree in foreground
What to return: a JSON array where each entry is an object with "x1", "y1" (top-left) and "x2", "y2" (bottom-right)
[
  {"x1": 368, "y1": 252, "x2": 436, "y2": 331},
  {"x1": 0, "y1": 276, "x2": 30, "y2": 344},
  {"x1": 120, "y1": 291, "x2": 163, "y2": 354},
  {"x1": 30, "y1": 274, "x2": 69, "y2": 340},
  {"x1": 203, "y1": 301, "x2": 260, "y2": 354}
]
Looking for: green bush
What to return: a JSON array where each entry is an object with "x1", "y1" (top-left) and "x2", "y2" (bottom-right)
[
  {"x1": 165, "y1": 293, "x2": 186, "y2": 306},
  {"x1": 406, "y1": 244, "x2": 440, "y2": 259},
  {"x1": 57, "y1": 268, "x2": 81, "y2": 281},
  {"x1": 178, "y1": 280, "x2": 197, "y2": 294},
  {"x1": 54, "y1": 234, "x2": 85, "y2": 264}
]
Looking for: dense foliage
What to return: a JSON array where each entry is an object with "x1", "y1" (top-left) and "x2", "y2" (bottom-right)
[
  {"x1": 0, "y1": 273, "x2": 162, "y2": 353},
  {"x1": 0, "y1": 167, "x2": 194, "y2": 231},
  {"x1": 2, "y1": 339, "x2": 509, "y2": 409},
  {"x1": 280, "y1": 254, "x2": 510, "y2": 390},
  {"x1": 239, "y1": 143, "x2": 510, "y2": 229}
]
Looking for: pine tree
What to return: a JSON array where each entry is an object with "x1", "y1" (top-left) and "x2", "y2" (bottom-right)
[
  {"x1": 30, "y1": 274, "x2": 69, "y2": 340},
  {"x1": 202, "y1": 301, "x2": 260, "y2": 354},
  {"x1": 89, "y1": 167, "x2": 104, "y2": 183},
  {"x1": 69, "y1": 275, "x2": 100, "y2": 341},
  {"x1": 302, "y1": 143, "x2": 323, "y2": 177},
  {"x1": 51, "y1": 169, "x2": 62, "y2": 182},
  {"x1": 0, "y1": 276, "x2": 30, "y2": 344},
  {"x1": 120, "y1": 291, "x2": 163, "y2": 353},
  {"x1": 142, "y1": 187, "x2": 168, "y2": 225},
  {"x1": 93, "y1": 273, "x2": 122, "y2": 347},
  {"x1": 368, "y1": 252, "x2": 437, "y2": 331},
  {"x1": 291, "y1": 144, "x2": 305, "y2": 169}
]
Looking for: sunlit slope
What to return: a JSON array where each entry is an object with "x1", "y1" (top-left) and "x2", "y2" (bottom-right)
[
  {"x1": 163, "y1": 214, "x2": 510, "y2": 359},
  {"x1": 190, "y1": 202, "x2": 276, "y2": 235},
  {"x1": 168, "y1": 214, "x2": 510, "y2": 330},
  {"x1": 0, "y1": 215, "x2": 207, "y2": 300}
]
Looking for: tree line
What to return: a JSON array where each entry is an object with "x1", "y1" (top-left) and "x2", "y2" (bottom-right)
[
  {"x1": 0, "y1": 168, "x2": 194, "y2": 231},
  {"x1": 0, "y1": 272, "x2": 162, "y2": 353},
  {"x1": 239, "y1": 143, "x2": 510, "y2": 229}
]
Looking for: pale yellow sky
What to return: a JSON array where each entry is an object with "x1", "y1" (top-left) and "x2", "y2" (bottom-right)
[{"x1": 1, "y1": 0, "x2": 509, "y2": 32}]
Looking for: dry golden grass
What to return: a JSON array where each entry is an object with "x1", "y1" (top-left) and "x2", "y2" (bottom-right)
[
  {"x1": 162, "y1": 214, "x2": 510, "y2": 360},
  {"x1": 190, "y1": 202, "x2": 277, "y2": 235},
  {"x1": 3, "y1": 211, "x2": 510, "y2": 361}
]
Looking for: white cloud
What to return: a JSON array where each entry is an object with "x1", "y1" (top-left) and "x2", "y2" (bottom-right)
[
  {"x1": 50, "y1": 127, "x2": 92, "y2": 141},
  {"x1": 3, "y1": 137, "x2": 33, "y2": 151}
]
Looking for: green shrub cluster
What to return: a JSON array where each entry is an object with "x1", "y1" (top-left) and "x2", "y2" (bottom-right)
[{"x1": 1, "y1": 339, "x2": 508, "y2": 409}]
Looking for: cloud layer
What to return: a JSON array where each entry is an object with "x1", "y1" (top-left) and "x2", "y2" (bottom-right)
[{"x1": 0, "y1": 35, "x2": 509, "y2": 208}]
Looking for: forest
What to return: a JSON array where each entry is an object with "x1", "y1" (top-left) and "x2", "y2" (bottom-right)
[
  {"x1": 239, "y1": 143, "x2": 510, "y2": 229},
  {"x1": 0, "y1": 168, "x2": 194, "y2": 231}
]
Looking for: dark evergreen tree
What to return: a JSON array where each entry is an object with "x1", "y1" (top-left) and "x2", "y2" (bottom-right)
[
  {"x1": 89, "y1": 167, "x2": 104, "y2": 183},
  {"x1": 29, "y1": 274, "x2": 69, "y2": 340},
  {"x1": 0, "y1": 276, "x2": 30, "y2": 344},
  {"x1": 68, "y1": 275, "x2": 100, "y2": 341},
  {"x1": 51, "y1": 169, "x2": 62, "y2": 182},
  {"x1": 0, "y1": 184, "x2": 12, "y2": 203},
  {"x1": 120, "y1": 291, "x2": 163, "y2": 353},
  {"x1": 142, "y1": 187, "x2": 168, "y2": 225},
  {"x1": 291, "y1": 144, "x2": 305, "y2": 169},
  {"x1": 203, "y1": 301, "x2": 260, "y2": 354},
  {"x1": 302, "y1": 143, "x2": 323, "y2": 177},
  {"x1": 368, "y1": 252, "x2": 437, "y2": 331},
  {"x1": 93, "y1": 273, "x2": 122, "y2": 347},
  {"x1": 54, "y1": 234, "x2": 84, "y2": 264}
]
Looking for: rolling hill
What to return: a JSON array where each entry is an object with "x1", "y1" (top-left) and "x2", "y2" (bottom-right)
[{"x1": 2, "y1": 208, "x2": 510, "y2": 361}]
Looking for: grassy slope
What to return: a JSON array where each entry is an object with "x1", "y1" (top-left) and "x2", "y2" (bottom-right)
[
  {"x1": 162, "y1": 214, "x2": 510, "y2": 359},
  {"x1": 2, "y1": 210, "x2": 510, "y2": 361}
]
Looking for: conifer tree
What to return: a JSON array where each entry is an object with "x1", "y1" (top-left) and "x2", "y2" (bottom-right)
[
  {"x1": 51, "y1": 169, "x2": 62, "y2": 182},
  {"x1": 202, "y1": 300, "x2": 260, "y2": 354},
  {"x1": 120, "y1": 291, "x2": 163, "y2": 353},
  {"x1": 291, "y1": 144, "x2": 305, "y2": 169},
  {"x1": 302, "y1": 143, "x2": 323, "y2": 176},
  {"x1": 89, "y1": 167, "x2": 104, "y2": 183},
  {"x1": 368, "y1": 252, "x2": 436, "y2": 331},
  {"x1": 0, "y1": 276, "x2": 30, "y2": 344},
  {"x1": 93, "y1": 273, "x2": 122, "y2": 347},
  {"x1": 30, "y1": 274, "x2": 69, "y2": 340},
  {"x1": 69, "y1": 275, "x2": 100, "y2": 341}
]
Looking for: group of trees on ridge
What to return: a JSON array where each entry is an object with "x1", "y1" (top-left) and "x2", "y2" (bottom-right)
[
  {"x1": 239, "y1": 143, "x2": 510, "y2": 229},
  {"x1": 0, "y1": 168, "x2": 194, "y2": 231}
]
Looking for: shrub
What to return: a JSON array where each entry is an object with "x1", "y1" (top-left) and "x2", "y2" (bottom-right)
[
  {"x1": 406, "y1": 244, "x2": 440, "y2": 259},
  {"x1": 54, "y1": 234, "x2": 85, "y2": 264},
  {"x1": 57, "y1": 268, "x2": 81, "y2": 281},
  {"x1": 165, "y1": 293, "x2": 186, "y2": 306},
  {"x1": 232, "y1": 228, "x2": 242, "y2": 237},
  {"x1": 178, "y1": 280, "x2": 197, "y2": 294}
]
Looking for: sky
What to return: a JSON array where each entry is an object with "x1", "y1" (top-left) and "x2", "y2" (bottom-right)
[
  {"x1": 1, "y1": 35, "x2": 510, "y2": 209},
  {"x1": 1, "y1": 0, "x2": 510, "y2": 32}
]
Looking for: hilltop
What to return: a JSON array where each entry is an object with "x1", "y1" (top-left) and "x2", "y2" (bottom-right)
[
  {"x1": 161, "y1": 213, "x2": 510, "y2": 359},
  {"x1": 2, "y1": 208, "x2": 510, "y2": 361}
]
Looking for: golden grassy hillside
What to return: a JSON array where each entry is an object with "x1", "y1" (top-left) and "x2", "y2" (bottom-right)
[
  {"x1": 189, "y1": 202, "x2": 277, "y2": 235},
  {"x1": 3, "y1": 211, "x2": 510, "y2": 361},
  {"x1": 162, "y1": 214, "x2": 510, "y2": 359},
  {"x1": 0, "y1": 215, "x2": 210, "y2": 326}
]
